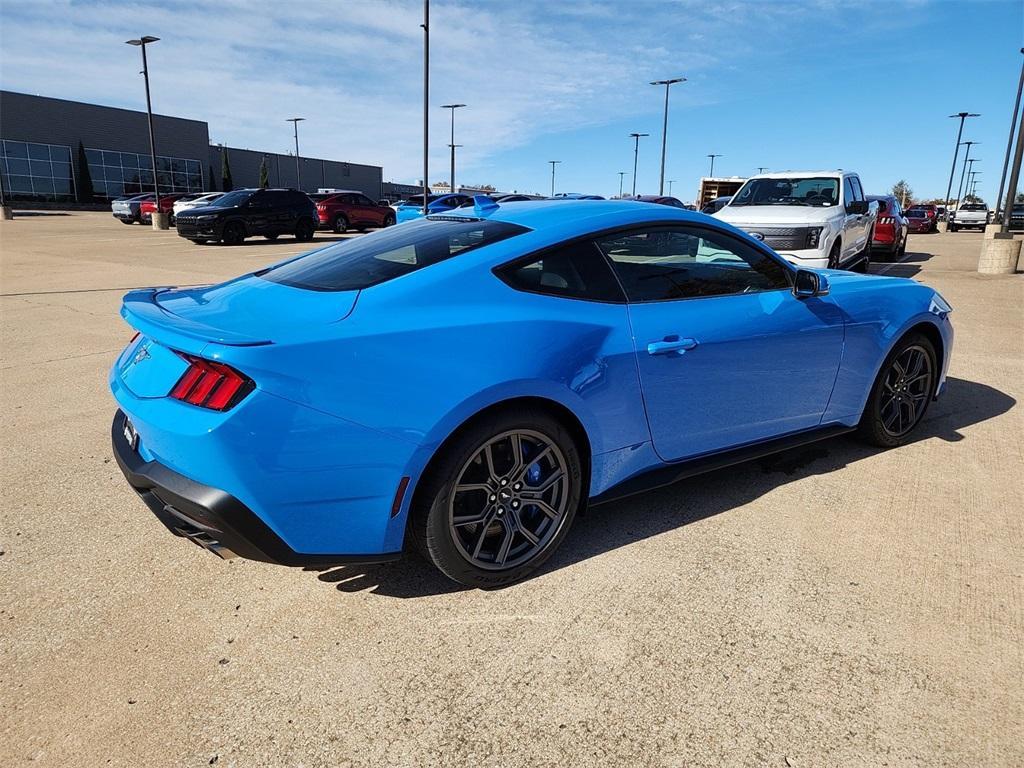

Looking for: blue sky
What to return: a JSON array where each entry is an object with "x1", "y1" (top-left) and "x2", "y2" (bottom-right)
[{"x1": 1, "y1": 0, "x2": 1022, "y2": 202}]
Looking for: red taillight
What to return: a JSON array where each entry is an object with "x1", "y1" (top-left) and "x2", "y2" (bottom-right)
[
  {"x1": 169, "y1": 353, "x2": 253, "y2": 411},
  {"x1": 878, "y1": 216, "x2": 895, "y2": 224}
]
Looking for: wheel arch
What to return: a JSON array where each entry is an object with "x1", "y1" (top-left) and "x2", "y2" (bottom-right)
[{"x1": 404, "y1": 395, "x2": 593, "y2": 545}]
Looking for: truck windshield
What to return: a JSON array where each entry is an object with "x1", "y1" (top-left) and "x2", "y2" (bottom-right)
[{"x1": 730, "y1": 177, "x2": 840, "y2": 207}]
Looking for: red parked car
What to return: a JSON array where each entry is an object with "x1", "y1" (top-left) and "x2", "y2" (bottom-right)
[
  {"x1": 906, "y1": 204, "x2": 939, "y2": 232},
  {"x1": 315, "y1": 190, "x2": 396, "y2": 233},
  {"x1": 905, "y1": 209, "x2": 934, "y2": 234},
  {"x1": 866, "y1": 195, "x2": 908, "y2": 262},
  {"x1": 140, "y1": 193, "x2": 188, "y2": 225}
]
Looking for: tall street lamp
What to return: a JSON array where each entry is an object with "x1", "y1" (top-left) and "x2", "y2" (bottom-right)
[
  {"x1": 943, "y1": 112, "x2": 980, "y2": 212},
  {"x1": 707, "y1": 153, "x2": 722, "y2": 176},
  {"x1": 421, "y1": 0, "x2": 430, "y2": 214},
  {"x1": 286, "y1": 117, "x2": 305, "y2": 190},
  {"x1": 618, "y1": 171, "x2": 626, "y2": 198},
  {"x1": 441, "y1": 104, "x2": 466, "y2": 195},
  {"x1": 548, "y1": 160, "x2": 561, "y2": 197},
  {"x1": 955, "y1": 142, "x2": 979, "y2": 209},
  {"x1": 650, "y1": 77, "x2": 685, "y2": 195},
  {"x1": 757, "y1": 167, "x2": 768, "y2": 174},
  {"x1": 995, "y1": 49, "x2": 1024, "y2": 223},
  {"x1": 125, "y1": 36, "x2": 162, "y2": 227},
  {"x1": 667, "y1": 179, "x2": 676, "y2": 197},
  {"x1": 629, "y1": 132, "x2": 648, "y2": 196}
]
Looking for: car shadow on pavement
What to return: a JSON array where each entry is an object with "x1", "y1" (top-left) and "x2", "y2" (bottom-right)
[
  {"x1": 309, "y1": 376, "x2": 1013, "y2": 598},
  {"x1": 194, "y1": 232, "x2": 363, "y2": 248},
  {"x1": 872, "y1": 249, "x2": 932, "y2": 279}
]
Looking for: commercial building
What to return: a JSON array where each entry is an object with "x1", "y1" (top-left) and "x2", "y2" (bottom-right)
[{"x1": 0, "y1": 90, "x2": 383, "y2": 204}]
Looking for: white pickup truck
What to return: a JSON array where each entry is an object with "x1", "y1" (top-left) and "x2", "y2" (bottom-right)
[
  {"x1": 948, "y1": 203, "x2": 988, "y2": 231},
  {"x1": 713, "y1": 170, "x2": 877, "y2": 270}
]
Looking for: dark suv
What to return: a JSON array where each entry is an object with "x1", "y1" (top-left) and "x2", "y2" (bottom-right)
[{"x1": 175, "y1": 188, "x2": 318, "y2": 245}]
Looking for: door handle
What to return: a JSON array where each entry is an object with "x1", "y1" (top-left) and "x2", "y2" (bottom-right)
[{"x1": 647, "y1": 337, "x2": 699, "y2": 356}]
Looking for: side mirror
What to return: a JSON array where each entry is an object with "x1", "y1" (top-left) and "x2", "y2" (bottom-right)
[
  {"x1": 846, "y1": 200, "x2": 868, "y2": 215},
  {"x1": 793, "y1": 269, "x2": 830, "y2": 298}
]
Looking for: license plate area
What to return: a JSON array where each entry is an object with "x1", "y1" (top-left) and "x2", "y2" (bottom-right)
[{"x1": 122, "y1": 417, "x2": 138, "y2": 452}]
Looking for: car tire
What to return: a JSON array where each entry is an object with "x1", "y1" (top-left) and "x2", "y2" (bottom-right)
[
  {"x1": 222, "y1": 221, "x2": 245, "y2": 246},
  {"x1": 827, "y1": 240, "x2": 841, "y2": 269},
  {"x1": 192, "y1": 238, "x2": 208, "y2": 245},
  {"x1": 409, "y1": 407, "x2": 584, "y2": 588},
  {"x1": 949, "y1": 223, "x2": 958, "y2": 232},
  {"x1": 296, "y1": 218, "x2": 316, "y2": 242},
  {"x1": 857, "y1": 332, "x2": 937, "y2": 448},
  {"x1": 383, "y1": 213, "x2": 396, "y2": 227},
  {"x1": 332, "y1": 214, "x2": 348, "y2": 234},
  {"x1": 264, "y1": 233, "x2": 279, "y2": 241},
  {"x1": 120, "y1": 219, "x2": 134, "y2": 226},
  {"x1": 853, "y1": 232, "x2": 872, "y2": 272}
]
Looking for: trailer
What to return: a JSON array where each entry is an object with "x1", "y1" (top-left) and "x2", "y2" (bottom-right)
[{"x1": 697, "y1": 176, "x2": 746, "y2": 210}]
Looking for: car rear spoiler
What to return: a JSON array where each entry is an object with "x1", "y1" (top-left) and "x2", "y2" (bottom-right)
[{"x1": 121, "y1": 288, "x2": 274, "y2": 347}]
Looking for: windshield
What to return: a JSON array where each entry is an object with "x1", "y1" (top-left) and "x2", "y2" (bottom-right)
[
  {"x1": 730, "y1": 177, "x2": 839, "y2": 207},
  {"x1": 210, "y1": 190, "x2": 253, "y2": 208},
  {"x1": 907, "y1": 210, "x2": 927, "y2": 218},
  {"x1": 260, "y1": 217, "x2": 529, "y2": 291},
  {"x1": 961, "y1": 204, "x2": 986, "y2": 211}
]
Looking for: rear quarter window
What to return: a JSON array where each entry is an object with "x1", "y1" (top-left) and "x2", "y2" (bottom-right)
[{"x1": 259, "y1": 218, "x2": 528, "y2": 291}]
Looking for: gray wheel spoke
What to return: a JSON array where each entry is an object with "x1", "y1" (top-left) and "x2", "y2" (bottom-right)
[
  {"x1": 494, "y1": 523, "x2": 514, "y2": 565},
  {"x1": 516, "y1": 446, "x2": 553, "y2": 481},
  {"x1": 455, "y1": 483, "x2": 491, "y2": 494},
  {"x1": 520, "y1": 469, "x2": 564, "y2": 497},
  {"x1": 514, "y1": 514, "x2": 539, "y2": 546},
  {"x1": 508, "y1": 433, "x2": 525, "y2": 477},
  {"x1": 483, "y1": 444, "x2": 498, "y2": 480},
  {"x1": 526, "y1": 498, "x2": 560, "y2": 520},
  {"x1": 454, "y1": 505, "x2": 495, "y2": 528},
  {"x1": 471, "y1": 512, "x2": 498, "y2": 559}
]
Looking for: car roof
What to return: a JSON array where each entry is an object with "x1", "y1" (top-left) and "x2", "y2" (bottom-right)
[
  {"x1": 428, "y1": 198, "x2": 706, "y2": 232},
  {"x1": 751, "y1": 171, "x2": 846, "y2": 179}
]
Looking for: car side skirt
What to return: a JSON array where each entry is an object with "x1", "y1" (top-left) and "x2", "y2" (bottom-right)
[{"x1": 590, "y1": 424, "x2": 855, "y2": 505}]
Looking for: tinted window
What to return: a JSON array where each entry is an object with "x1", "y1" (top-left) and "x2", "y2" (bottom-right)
[
  {"x1": 850, "y1": 176, "x2": 865, "y2": 202},
  {"x1": 731, "y1": 178, "x2": 838, "y2": 207},
  {"x1": 213, "y1": 190, "x2": 253, "y2": 207},
  {"x1": 498, "y1": 241, "x2": 624, "y2": 302},
  {"x1": 596, "y1": 227, "x2": 790, "y2": 302},
  {"x1": 356, "y1": 194, "x2": 375, "y2": 206},
  {"x1": 261, "y1": 218, "x2": 529, "y2": 291}
]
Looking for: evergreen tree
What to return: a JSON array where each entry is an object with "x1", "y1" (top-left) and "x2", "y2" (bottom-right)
[
  {"x1": 892, "y1": 179, "x2": 913, "y2": 208},
  {"x1": 258, "y1": 156, "x2": 270, "y2": 189},
  {"x1": 75, "y1": 141, "x2": 94, "y2": 203},
  {"x1": 221, "y1": 148, "x2": 233, "y2": 192},
  {"x1": 207, "y1": 163, "x2": 217, "y2": 192}
]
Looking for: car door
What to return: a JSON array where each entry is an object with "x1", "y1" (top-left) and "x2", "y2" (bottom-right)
[
  {"x1": 353, "y1": 193, "x2": 384, "y2": 226},
  {"x1": 841, "y1": 176, "x2": 867, "y2": 262},
  {"x1": 596, "y1": 225, "x2": 845, "y2": 461},
  {"x1": 245, "y1": 190, "x2": 271, "y2": 234}
]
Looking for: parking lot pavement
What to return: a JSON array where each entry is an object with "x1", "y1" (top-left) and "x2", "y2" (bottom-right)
[{"x1": 1, "y1": 213, "x2": 1022, "y2": 767}]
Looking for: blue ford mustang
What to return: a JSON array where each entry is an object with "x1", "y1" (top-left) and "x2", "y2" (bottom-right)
[{"x1": 110, "y1": 199, "x2": 953, "y2": 587}]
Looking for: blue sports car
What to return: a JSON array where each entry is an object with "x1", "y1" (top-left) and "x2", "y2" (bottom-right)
[
  {"x1": 110, "y1": 199, "x2": 953, "y2": 587},
  {"x1": 394, "y1": 193, "x2": 472, "y2": 223}
]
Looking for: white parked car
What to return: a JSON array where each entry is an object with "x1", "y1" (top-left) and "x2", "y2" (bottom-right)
[
  {"x1": 948, "y1": 203, "x2": 988, "y2": 231},
  {"x1": 714, "y1": 171, "x2": 877, "y2": 270},
  {"x1": 172, "y1": 192, "x2": 225, "y2": 218}
]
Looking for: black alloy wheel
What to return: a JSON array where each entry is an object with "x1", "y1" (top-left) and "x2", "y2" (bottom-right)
[
  {"x1": 333, "y1": 214, "x2": 348, "y2": 234},
  {"x1": 383, "y1": 213, "x2": 396, "y2": 227},
  {"x1": 222, "y1": 221, "x2": 245, "y2": 246},
  {"x1": 858, "y1": 333, "x2": 936, "y2": 447},
  {"x1": 827, "y1": 240, "x2": 841, "y2": 269},
  {"x1": 411, "y1": 408, "x2": 583, "y2": 587},
  {"x1": 296, "y1": 218, "x2": 316, "y2": 242}
]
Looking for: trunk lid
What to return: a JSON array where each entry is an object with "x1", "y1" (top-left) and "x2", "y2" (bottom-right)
[{"x1": 121, "y1": 274, "x2": 358, "y2": 347}]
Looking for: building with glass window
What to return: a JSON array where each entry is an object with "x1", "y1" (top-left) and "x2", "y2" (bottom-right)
[{"x1": 0, "y1": 90, "x2": 383, "y2": 204}]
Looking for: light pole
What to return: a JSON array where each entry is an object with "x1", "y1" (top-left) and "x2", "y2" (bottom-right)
[
  {"x1": 995, "y1": 49, "x2": 1024, "y2": 223},
  {"x1": 964, "y1": 159, "x2": 980, "y2": 199},
  {"x1": 125, "y1": 36, "x2": 162, "y2": 227},
  {"x1": 707, "y1": 153, "x2": 722, "y2": 177},
  {"x1": 548, "y1": 160, "x2": 561, "y2": 197},
  {"x1": 955, "y1": 142, "x2": 978, "y2": 210},
  {"x1": 968, "y1": 171, "x2": 981, "y2": 200},
  {"x1": 618, "y1": 171, "x2": 626, "y2": 198},
  {"x1": 286, "y1": 118, "x2": 305, "y2": 190},
  {"x1": 650, "y1": 77, "x2": 685, "y2": 195},
  {"x1": 667, "y1": 179, "x2": 676, "y2": 197},
  {"x1": 757, "y1": 167, "x2": 768, "y2": 174},
  {"x1": 421, "y1": 0, "x2": 430, "y2": 214},
  {"x1": 629, "y1": 132, "x2": 648, "y2": 196},
  {"x1": 998, "y1": 101, "x2": 1024, "y2": 235},
  {"x1": 441, "y1": 103, "x2": 466, "y2": 195},
  {"x1": 943, "y1": 112, "x2": 980, "y2": 213}
]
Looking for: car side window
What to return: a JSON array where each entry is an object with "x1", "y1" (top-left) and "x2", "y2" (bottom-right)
[
  {"x1": 843, "y1": 178, "x2": 856, "y2": 207},
  {"x1": 595, "y1": 227, "x2": 791, "y2": 302},
  {"x1": 497, "y1": 240, "x2": 625, "y2": 302},
  {"x1": 851, "y1": 177, "x2": 865, "y2": 202},
  {"x1": 356, "y1": 194, "x2": 375, "y2": 206}
]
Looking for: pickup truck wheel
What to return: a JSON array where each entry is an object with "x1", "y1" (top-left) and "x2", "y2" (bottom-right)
[
  {"x1": 827, "y1": 240, "x2": 841, "y2": 269},
  {"x1": 854, "y1": 230, "x2": 873, "y2": 273},
  {"x1": 332, "y1": 214, "x2": 348, "y2": 234}
]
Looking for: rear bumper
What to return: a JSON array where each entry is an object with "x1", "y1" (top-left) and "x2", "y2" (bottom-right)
[{"x1": 112, "y1": 409, "x2": 402, "y2": 566}]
